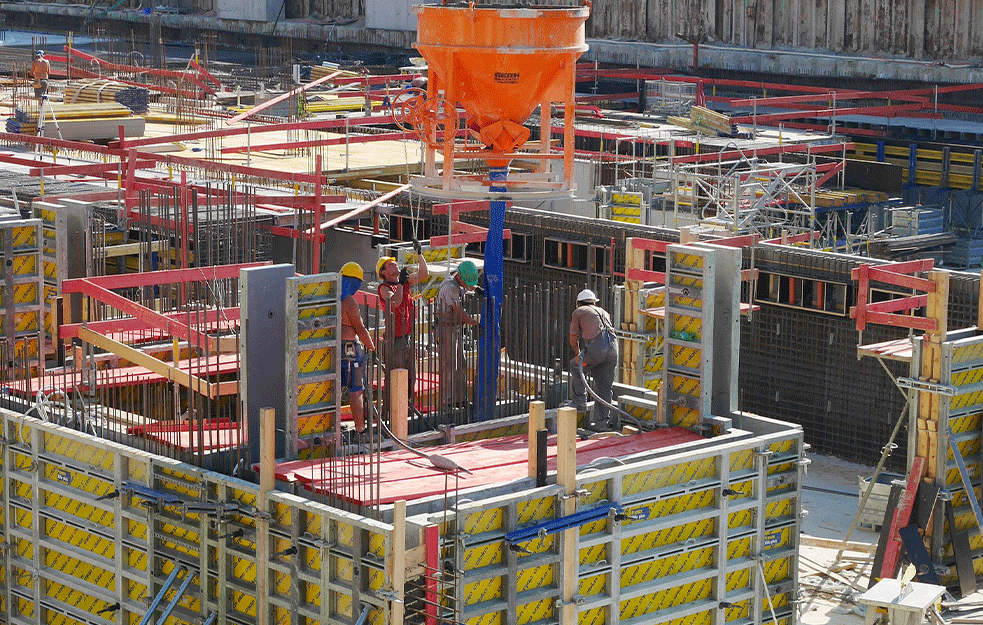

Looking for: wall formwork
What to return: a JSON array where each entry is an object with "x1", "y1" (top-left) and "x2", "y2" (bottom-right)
[{"x1": 0, "y1": 403, "x2": 803, "y2": 625}]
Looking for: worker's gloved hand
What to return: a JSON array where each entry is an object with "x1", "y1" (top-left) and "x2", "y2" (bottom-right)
[
  {"x1": 398, "y1": 267, "x2": 409, "y2": 284},
  {"x1": 473, "y1": 285, "x2": 485, "y2": 298},
  {"x1": 413, "y1": 238, "x2": 423, "y2": 254}
]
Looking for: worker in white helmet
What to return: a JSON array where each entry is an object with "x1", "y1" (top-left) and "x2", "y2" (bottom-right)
[
  {"x1": 569, "y1": 288, "x2": 619, "y2": 432},
  {"x1": 30, "y1": 50, "x2": 51, "y2": 98}
]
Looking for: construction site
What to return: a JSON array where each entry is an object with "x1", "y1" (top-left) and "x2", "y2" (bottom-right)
[{"x1": 0, "y1": 0, "x2": 982, "y2": 624}]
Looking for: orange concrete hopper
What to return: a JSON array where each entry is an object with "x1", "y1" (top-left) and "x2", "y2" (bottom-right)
[{"x1": 414, "y1": 3, "x2": 589, "y2": 155}]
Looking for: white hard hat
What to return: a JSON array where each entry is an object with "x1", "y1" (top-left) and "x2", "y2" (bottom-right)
[{"x1": 577, "y1": 289, "x2": 597, "y2": 303}]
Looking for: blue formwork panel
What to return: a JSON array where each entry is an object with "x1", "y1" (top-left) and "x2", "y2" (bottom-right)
[
  {"x1": 891, "y1": 206, "x2": 944, "y2": 235},
  {"x1": 946, "y1": 237, "x2": 983, "y2": 268}
]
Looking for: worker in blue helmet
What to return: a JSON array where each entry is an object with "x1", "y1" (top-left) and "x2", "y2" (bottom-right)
[
  {"x1": 435, "y1": 260, "x2": 481, "y2": 416},
  {"x1": 340, "y1": 262, "x2": 376, "y2": 442}
]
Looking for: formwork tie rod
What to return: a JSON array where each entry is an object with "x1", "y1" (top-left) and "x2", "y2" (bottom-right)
[{"x1": 505, "y1": 504, "x2": 622, "y2": 545}]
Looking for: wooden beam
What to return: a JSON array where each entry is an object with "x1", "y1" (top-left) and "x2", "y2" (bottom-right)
[{"x1": 77, "y1": 328, "x2": 236, "y2": 399}]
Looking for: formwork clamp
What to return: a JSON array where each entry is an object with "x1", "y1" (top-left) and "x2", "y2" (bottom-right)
[
  {"x1": 121, "y1": 481, "x2": 188, "y2": 509},
  {"x1": 505, "y1": 503, "x2": 621, "y2": 545},
  {"x1": 183, "y1": 501, "x2": 243, "y2": 517}
]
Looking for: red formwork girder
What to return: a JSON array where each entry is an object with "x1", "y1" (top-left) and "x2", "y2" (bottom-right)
[
  {"x1": 61, "y1": 263, "x2": 268, "y2": 347},
  {"x1": 850, "y1": 260, "x2": 938, "y2": 332}
]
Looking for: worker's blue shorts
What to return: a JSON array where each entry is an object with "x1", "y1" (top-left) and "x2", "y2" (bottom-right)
[{"x1": 341, "y1": 340, "x2": 366, "y2": 394}]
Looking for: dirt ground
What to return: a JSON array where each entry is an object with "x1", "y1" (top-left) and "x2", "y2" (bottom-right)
[{"x1": 798, "y1": 455, "x2": 983, "y2": 624}]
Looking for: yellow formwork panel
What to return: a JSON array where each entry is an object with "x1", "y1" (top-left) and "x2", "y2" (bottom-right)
[
  {"x1": 518, "y1": 597, "x2": 554, "y2": 624},
  {"x1": 516, "y1": 564, "x2": 555, "y2": 592},
  {"x1": 463, "y1": 541, "x2": 503, "y2": 570},
  {"x1": 725, "y1": 566, "x2": 752, "y2": 592},
  {"x1": 463, "y1": 574, "x2": 503, "y2": 606},
  {"x1": 579, "y1": 571, "x2": 607, "y2": 598},
  {"x1": 728, "y1": 507, "x2": 755, "y2": 531},
  {"x1": 9, "y1": 223, "x2": 39, "y2": 249},
  {"x1": 42, "y1": 431, "x2": 116, "y2": 472},
  {"x1": 296, "y1": 280, "x2": 337, "y2": 303},
  {"x1": 464, "y1": 506, "x2": 504, "y2": 535},
  {"x1": 725, "y1": 598, "x2": 751, "y2": 622},
  {"x1": 465, "y1": 613, "x2": 502, "y2": 625},
  {"x1": 950, "y1": 412, "x2": 982, "y2": 435},
  {"x1": 623, "y1": 457, "x2": 717, "y2": 497},
  {"x1": 454, "y1": 423, "x2": 526, "y2": 442},
  {"x1": 669, "y1": 343, "x2": 701, "y2": 369},
  {"x1": 620, "y1": 576, "x2": 713, "y2": 621}
]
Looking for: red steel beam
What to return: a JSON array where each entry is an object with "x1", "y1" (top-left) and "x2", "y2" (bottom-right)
[
  {"x1": 0, "y1": 132, "x2": 110, "y2": 155},
  {"x1": 65, "y1": 279, "x2": 216, "y2": 347},
  {"x1": 65, "y1": 262, "x2": 268, "y2": 291},
  {"x1": 731, "y1": 102, "x2": 923, "y2": 124},
  {"x1": 666, "y1": 141, "x2": 852, "y2": 165},
  {"x1": 29, "y1": 160, "x2": 155, "y2": 177},
  {"x1": 61, "y1": 307, "x2": 241, "y2": 340}
]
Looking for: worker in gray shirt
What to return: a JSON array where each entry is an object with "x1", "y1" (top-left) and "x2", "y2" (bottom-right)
[{"x1": 569, "y1": 289, "x2": 619, "y2": 432}]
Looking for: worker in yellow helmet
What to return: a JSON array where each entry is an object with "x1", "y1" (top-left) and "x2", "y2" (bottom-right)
[
  {"x1": 340, "y1": 262, "x2": 376, "y2": 442},
  {"x1": 376, "y1": 247, "x2": 428, "y2": 418}
]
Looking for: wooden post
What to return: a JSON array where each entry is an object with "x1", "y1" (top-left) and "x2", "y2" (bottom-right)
[
  {"x1": 921, "y1": 271, "x2": 949, "y2": 480},
  {"x1": 389, "y1": 500, "x2": 407, "y2": 625},
  {"x1": 556, "y1": 406, "x2": 577, "y2": 625},
  {"x1": 528, "y1": 401, "x2": 545, "y2": 479},
  {"x1": 256, "y1": 407, "x2": 275, "y2": 625},
  {"x1": 391, "y1": 368, "x2": 409, "y2": 440}
]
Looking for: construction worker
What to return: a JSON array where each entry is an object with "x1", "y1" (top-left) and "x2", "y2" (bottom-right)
[
  {"x1": 340, "y1": 262, "x2": 376, "y2": 442},
  {"x1": 30, "y1": 50, "x2": 51, "y2": 99},
  {"x1": 569, "y1": 289, "x2": 619, "y2": 432},
  {"x1": 435, "y1": 260, "x2": 480, "y2": 415},
  {"x1": 377, "y1": 249, "x2": 428, "y2": 417}
]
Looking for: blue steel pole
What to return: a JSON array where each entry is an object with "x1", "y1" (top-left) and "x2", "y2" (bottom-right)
[{"x1": 476, "y1": 166, "x2": 507, "y2": 420}]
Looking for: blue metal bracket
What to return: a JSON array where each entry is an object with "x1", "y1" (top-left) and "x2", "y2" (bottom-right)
[{"x1": 505, "y1": 504, "x2": 621, "y2": 544}]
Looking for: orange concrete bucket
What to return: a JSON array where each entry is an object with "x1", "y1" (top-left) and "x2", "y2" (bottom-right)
[{"x1": 414, "y1": 2, "x2": 590, "y2": 153}]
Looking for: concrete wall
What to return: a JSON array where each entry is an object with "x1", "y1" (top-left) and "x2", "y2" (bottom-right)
[{"x1": 586, "y1": 0, "x2": 983, "y2": 61}]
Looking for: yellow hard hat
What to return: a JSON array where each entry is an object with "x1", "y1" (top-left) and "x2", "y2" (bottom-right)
[
  {"x1": 340, "y1": 262, "x2": 363, "y2": 281},
  {"x1": 376, "y1": 256, "x2": 396, "y2": 277}
]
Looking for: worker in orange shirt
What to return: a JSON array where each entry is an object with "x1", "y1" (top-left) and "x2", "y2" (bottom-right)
[{"x1": 30, "y1": 50, "x2": 51, "y2": 98}]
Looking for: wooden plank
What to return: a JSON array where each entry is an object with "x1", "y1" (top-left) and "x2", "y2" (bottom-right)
[
  {"x1": 871, "y1": 481, "x2": 904, "y2": 587},
  {"x1": 800, "y1": 535, "x2": 878, "y2": 554},
  {"x1": 878, "y1": 456, "x2": 924, "y2": 580}
]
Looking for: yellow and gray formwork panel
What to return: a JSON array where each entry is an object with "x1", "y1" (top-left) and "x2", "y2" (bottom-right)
[
  {"x1": 912, "y1": 331, "x2": 983, "y2": 583},
  {"x1": 428, "y1": 413, "x2": 803, "y2": 625},
  {"x1": 663, "y1": 244, "x2": 741, "y2": 431},
  {"x1": 0, "y1": 218, "x2": 44, "y2": 375},
  {"x1": 0, "y1": 408, "x2": 396, "y2": 625},
  {"x1": 615, "y1": 284, "x2": 666, "y2": 393},
  {"x1": 286, "y1": 272, "x2": 342, "y2": 458},
  {"x1": 32, "y1": 200, "x2": 92, "y2": 343}
]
